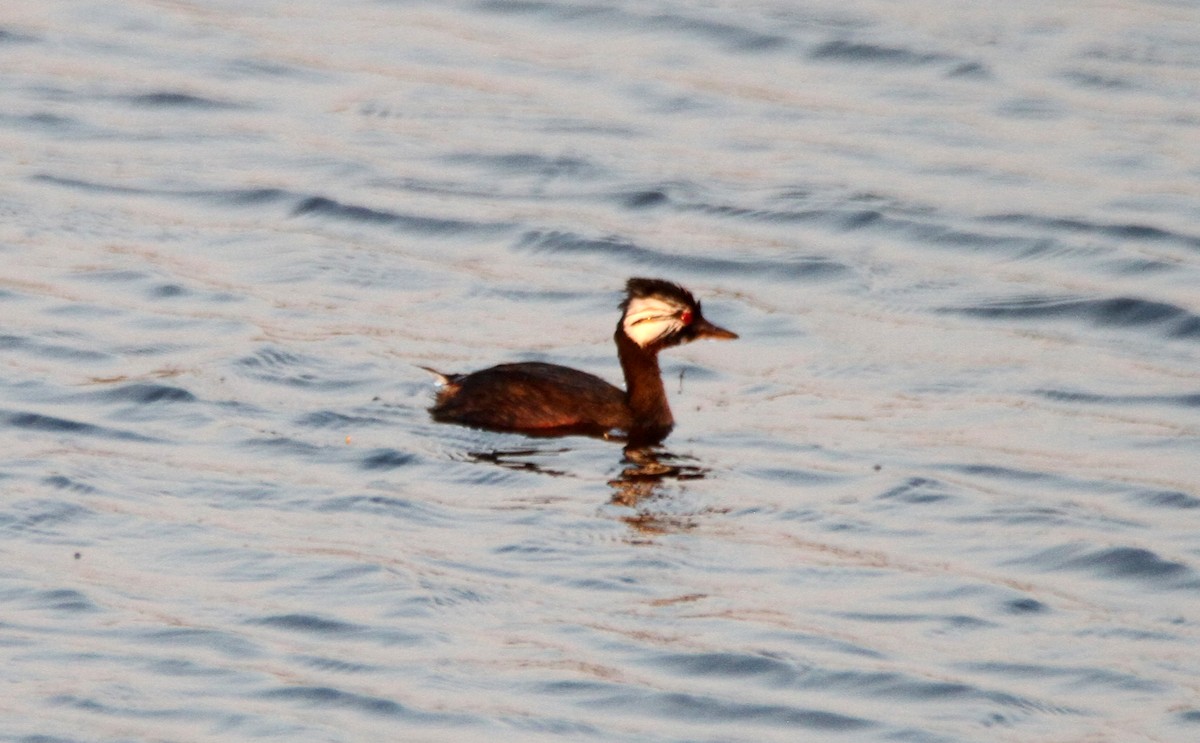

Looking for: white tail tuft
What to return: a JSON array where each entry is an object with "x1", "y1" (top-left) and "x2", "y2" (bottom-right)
[{"x1": 416, "y1": 365, "x2": 454, "y2": 386}]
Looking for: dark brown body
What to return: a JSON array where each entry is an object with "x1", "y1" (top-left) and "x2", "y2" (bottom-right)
[{"x1": 430, "y1": 361, "x2": 632, "y2": 439}]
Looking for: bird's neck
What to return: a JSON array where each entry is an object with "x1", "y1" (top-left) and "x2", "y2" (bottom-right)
[{"x1": 615, "y1": 327, "x2": 673, "y2": 444}]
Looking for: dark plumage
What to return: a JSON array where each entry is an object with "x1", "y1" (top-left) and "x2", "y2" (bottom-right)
[{"x1": 425, "y1": 278, "x2": 737, "y2": 446}]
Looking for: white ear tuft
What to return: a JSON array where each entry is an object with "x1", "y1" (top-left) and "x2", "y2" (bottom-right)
[{"x1": 623, "y1": 295, "x2": 685, "y2": 347}]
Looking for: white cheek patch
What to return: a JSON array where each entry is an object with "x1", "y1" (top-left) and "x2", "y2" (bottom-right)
[{"x1": 623, "y1": 295, "x2": 685, "y2": 347}]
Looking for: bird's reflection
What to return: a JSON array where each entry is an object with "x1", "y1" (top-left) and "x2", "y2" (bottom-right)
[
  {"x1": 608, "y1": 445, "x2": 708, "y2": 505},
  {"x1": 609, "y1": 445, "x2": 710, "y2": 535},
  {"x1": 462, "y1": 442, "x2": 711, "y2": 535},
  {"x1": 464, "y1": 447, "x2": 573, "y2": 478}
]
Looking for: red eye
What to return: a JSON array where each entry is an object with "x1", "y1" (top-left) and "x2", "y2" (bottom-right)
[{"x1": 680, "y1": 309, "x2": 693, "y2": 325}]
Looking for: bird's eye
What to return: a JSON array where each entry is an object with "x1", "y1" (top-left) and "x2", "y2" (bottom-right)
[{"x1": 679, "y1": 309, "x2": 693, "y2": 325}]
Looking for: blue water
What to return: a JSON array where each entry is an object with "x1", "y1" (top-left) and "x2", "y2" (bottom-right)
[{"x1": 3, "y1": 1, "x2": 1199, "y2": 741}]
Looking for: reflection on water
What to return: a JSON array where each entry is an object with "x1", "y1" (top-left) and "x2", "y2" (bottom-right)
[
  {"x1": 465, "y1": 446, "x2": 574, "y2": 478},
  {"x1": 612, "y1": 446, "x2": 715, "y2": 535},
  {"x1": 610, "y1": 446, "x2": 709, "y2": 504},
  {"x1": 464, "y1": 442, "x2": 711, "y2": 509},
  {"x1": 464, "y1": 441, "x2": 717, "y2": 534}
]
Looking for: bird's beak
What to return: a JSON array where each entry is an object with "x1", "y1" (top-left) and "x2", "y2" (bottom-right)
[{"x1": 692, "y1": 317, "x2": 738, "y2": 340}]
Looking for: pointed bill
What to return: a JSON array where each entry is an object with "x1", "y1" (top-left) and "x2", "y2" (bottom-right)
[{"x1": 691, "y1": 317, "x2": 738, "y2": 340}]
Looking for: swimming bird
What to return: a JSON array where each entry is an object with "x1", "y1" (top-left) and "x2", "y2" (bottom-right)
[{"x1": 423, "y1": 278, "x2": 737, "y2": 446}]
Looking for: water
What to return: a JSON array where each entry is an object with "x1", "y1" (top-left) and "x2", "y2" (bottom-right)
[{"x1": 3, "y1": 1, "x2": 1199, "y2": 741}]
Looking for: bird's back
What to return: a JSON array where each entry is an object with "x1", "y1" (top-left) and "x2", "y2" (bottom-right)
[{"x1": 429, "y1": 362, "x2": 630, "y2": 437}]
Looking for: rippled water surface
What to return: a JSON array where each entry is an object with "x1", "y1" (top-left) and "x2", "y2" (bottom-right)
[{"x1": 3, "y1": 1, "x2": 1200, "y2": 741}]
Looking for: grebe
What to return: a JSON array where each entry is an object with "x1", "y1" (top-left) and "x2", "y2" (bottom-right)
[{"x1": 424, "y1": 278, "x2": 737, "y2": 446}]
